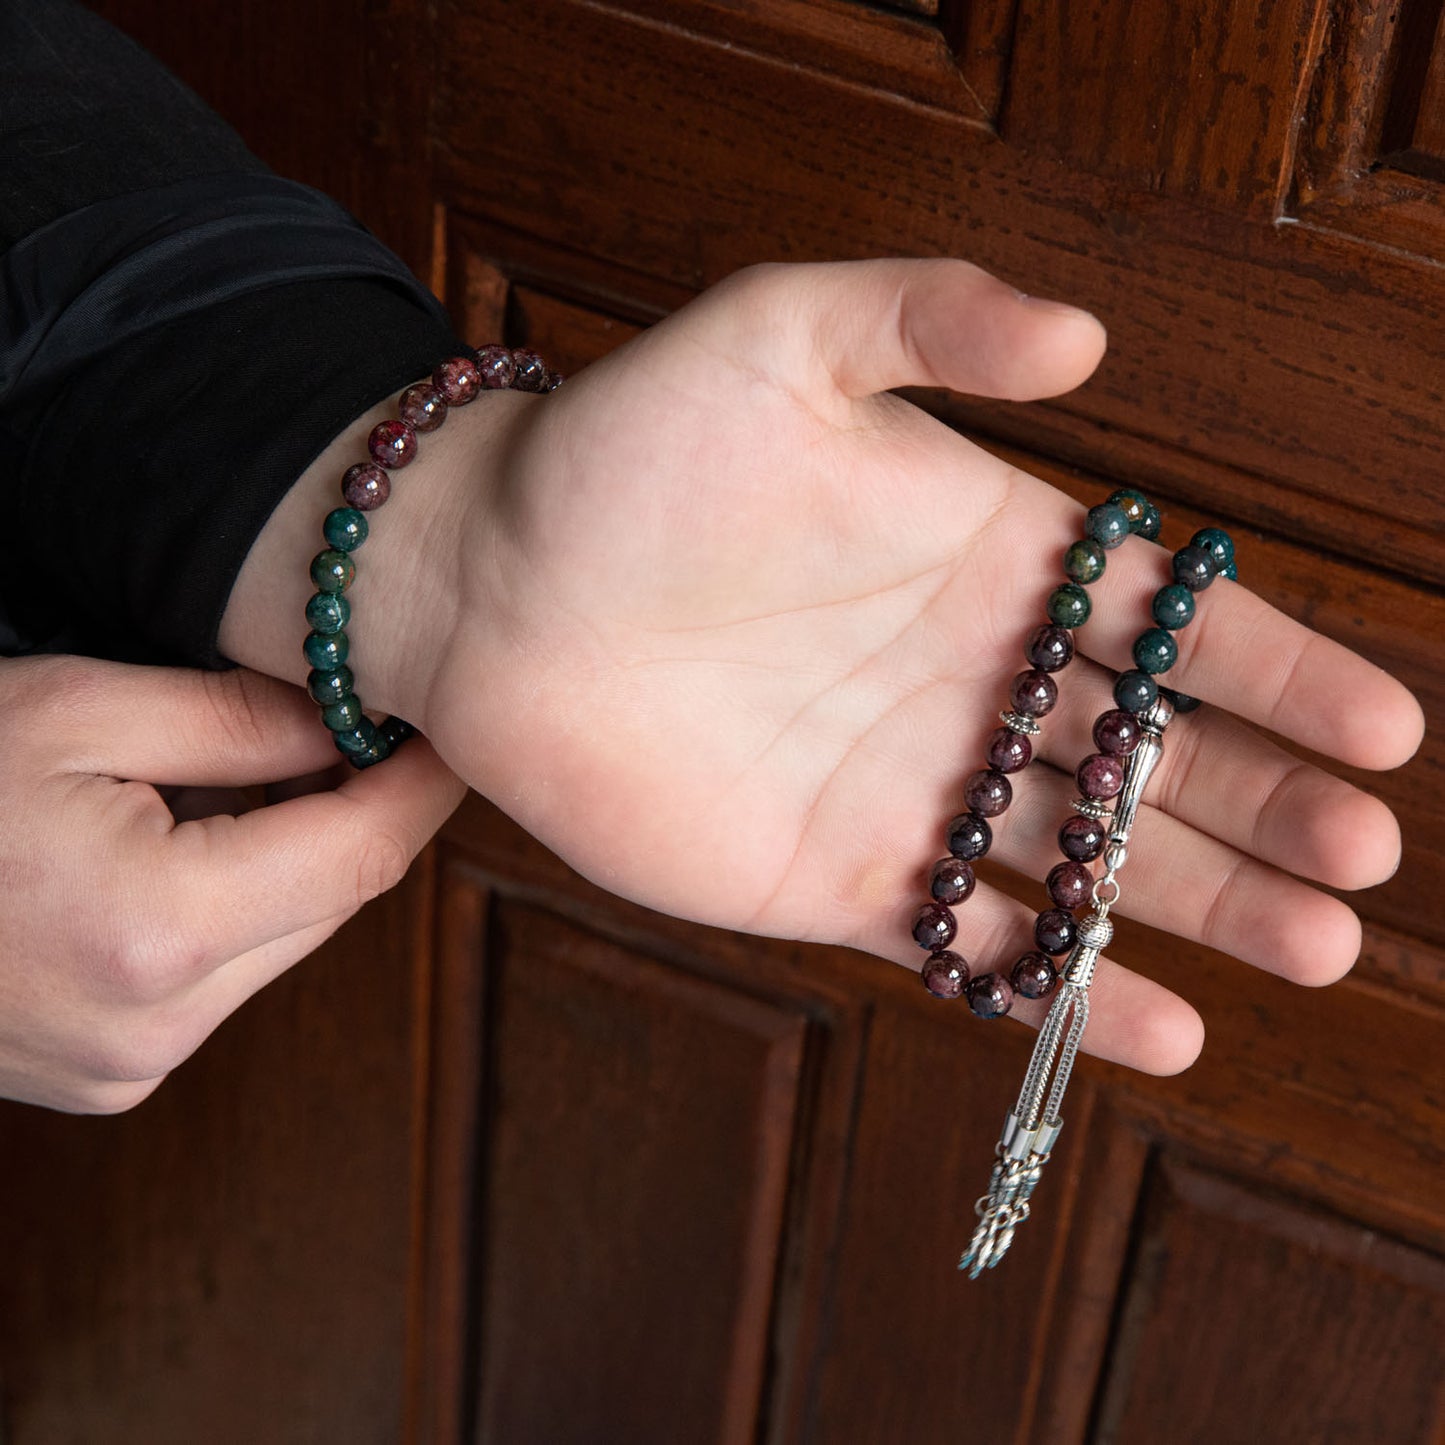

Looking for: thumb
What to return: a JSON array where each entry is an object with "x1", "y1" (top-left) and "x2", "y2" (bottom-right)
[{"x1": 696, "y1": 257, "x2": 1107, "y2": 404}]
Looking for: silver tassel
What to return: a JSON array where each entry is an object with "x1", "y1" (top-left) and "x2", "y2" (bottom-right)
[{"x1": 960, "y1": 693, "x2": 1174, "y2": 1277}]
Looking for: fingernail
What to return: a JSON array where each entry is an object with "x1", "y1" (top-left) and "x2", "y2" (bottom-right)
[{"x1": 1016, "y1": 292, "x2": 1100, "y2": 322}]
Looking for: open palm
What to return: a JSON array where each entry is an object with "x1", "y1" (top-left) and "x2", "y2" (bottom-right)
[{"x1": 427, "y1": 260, "x2": 1422, "y2": 1074}]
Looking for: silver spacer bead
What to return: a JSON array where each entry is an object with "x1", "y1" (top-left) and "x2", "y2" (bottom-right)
[
  {"x1": 999, "y1": 710, "x2": 1042, "y2": 736},
  {"x1": 1139, "y1": 693, "x2": 1176, "y2": 737},
  {"x1": 1076, "y1": 913, "x2": 1114, "y2": 950},
  {"x1": 1071, "y1": 797, "x2": 1114, "y2": 821}
]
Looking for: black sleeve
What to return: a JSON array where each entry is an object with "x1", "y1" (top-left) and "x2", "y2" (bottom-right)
[{"x1": 0, "y1": 0, "x2": 465, "y2": 666}]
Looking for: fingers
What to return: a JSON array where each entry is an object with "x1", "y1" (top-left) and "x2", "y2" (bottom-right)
[
  {"x1": 698, "y1": 258, "x2": 1108, "y2": 405},
  {"x1": 24, "y1": 655, "x2": 341, "y2": 787},
  {"x1": 140, "y1": 737, "x2": 466, "y2": 983},
  {"x1": 1055, "y1": 530, "x2": 1425, "y2": 770}
]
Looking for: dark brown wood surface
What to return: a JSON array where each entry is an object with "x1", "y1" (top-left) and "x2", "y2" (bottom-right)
[{"x1": 1, "y1": 2, "x2": 1442, "y2": 1442}]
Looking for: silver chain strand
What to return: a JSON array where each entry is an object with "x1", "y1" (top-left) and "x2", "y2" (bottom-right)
[{"x1": 960, "y1": 692, "x2": 1175, "y2": 1277}]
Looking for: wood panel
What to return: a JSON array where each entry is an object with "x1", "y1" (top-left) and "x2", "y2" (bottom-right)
[{"x1": 1093, "y1": 1157, "x2": 1445, "y2": 1443}]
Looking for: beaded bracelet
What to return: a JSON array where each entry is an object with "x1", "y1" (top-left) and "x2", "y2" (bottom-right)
[
  {"x1": 903, "y1": 489, "x2": 1237, "y2": 1274},
  {"x1": 303, "y1": 345, "x2": 559, "y2": 768}
]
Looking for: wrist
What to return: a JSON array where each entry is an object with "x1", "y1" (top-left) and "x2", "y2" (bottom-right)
[{"x1": 218, "y1": 381, "x2": 521, "y2": 737}]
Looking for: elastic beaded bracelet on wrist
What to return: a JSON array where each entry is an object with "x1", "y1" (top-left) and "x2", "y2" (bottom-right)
[
  {"x1": 903, "y1": 488, "x2": 1238, "y2": 1274},
  {"x1": 303, "y1": 345, "x2": 560, "y2": 768}
]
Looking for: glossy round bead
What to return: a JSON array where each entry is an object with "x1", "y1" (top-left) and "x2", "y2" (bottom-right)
[
  {"x1": 306, "y1": 591, "x2": 350, "y2": 636},
  {"x1": 1026, "y1": 624, "x2": 1074, "y2": 673},
  {"x1": 378, "y1": 716, "x2": 416, "y2": 750},
  {"x1": 912, "y1": 902, "x2": 958, "y2": 951},
  {"x1": 1222, "y1": 560, "x2": 1238, "y2": 581},
  {"x1": 399, "y1": 381, "x2": 448, "y2": 432},
  {"x1": 1077, "y1": 752, "x2": 1126, "y2": 800},
  {"x1": 323, "y1": 507, "x2": 369, "y2": 553},
  {"x1": 1009, "y1": 669, "x2": 1058, "y2": 718},
  {"x1": 341, "y1": 461, "x2": 391, "y2": 511},
  {"x1": 368, "y1": 419, "x2": 419, "y2": 469},
  {"x1": 310, "y1": 549, "x2": 356, "y2": 593},
  {"x1": 1063, "y1": 538, "x2": 1106, "y2": 584},
  {"x1": 1085, "y1": 502, "x2": 1131, "y2": 550},
  {"x1": 1093, "y1": 708, "x2": 1143, "y2": 756},
  {"x1": 1058, "y1": 813, "x2": 1106, "y2": 862},
  {"x1": 332, "y1": 718, "x2": 379, "y2": 757},
  {"x1": 1046, "y1": 582, "x2": 1091, "y2": 629},
  {"x1": 432, "y1": 356, "x2": 481, "y2": 406},
  {"x1": 1132, "y1": 627, "x2": 1179, "y2": 675},
  {"x1": 1035, "y1": 908, "x2": 1078, "y2": 957},
  {"x1": 1151, "y1": 583, "x2": 1195, "y2": 630},
  {"x1": 966, "y1": 971, "x2": 1014, "y2": 1020},
  {"x1": 512, "y1": 348, "x2": 549, "y2": 392},
  {"x1": 1136, "y1": 502, "x2": 1162, "y2": 540},
  {"x1": 1113, "y1": 670, "x2": 1159, "y2": 714},
  {"x1": 929, "y1": 857, "x2": 976, "y2": 906},
  {"x1": 1191, "y1": 527, "x2": 1235, "y2": 572},
  {"x1": 946, "y1": 812, "x2": 993, "y2": 861},
  {"x1": 1165, "y1": 688, "x2": 1202, "y2": 712},
  {"x1": 1011, "y1": 951, "x2": 1058, "y2": 1000},
  {"x1": 476, "y1": 344, "x2": 517, "y2": 389},
  {"x1": 307, "y1": 665, "x2": 355, "y2": 706},
  {"x1": 986, "y1": 726, "x2": 1032, "y2": 774},
  {"x1": 963, "y1": 768, "x2": 1012, "y2": 818},
  {"x1": 1046, "y1": 860, "x2": 1094, "y2": 911},
  {"x1": 1171, "y1": 544, "x2": 1218, "y2": 591},
  {"x1": 349, "y1": 735, "x2": 392, "y2": 770},
  {"x1": 321, "y1": 693, "x2": 364, "y2": 732},
  {"x1": 1107, "y1": 488, "x2": 1149, "y2": 529},
  {"x1": 922, "y1": 951, "x2": 969, "y2": 1000},
  {"x1": 303, "y1": 630, "x2": 348, "y2": 670}
]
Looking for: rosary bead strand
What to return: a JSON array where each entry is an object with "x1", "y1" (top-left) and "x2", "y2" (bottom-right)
[{"x1": 302, "y1": 347, "x2": 559, "y2": 767}]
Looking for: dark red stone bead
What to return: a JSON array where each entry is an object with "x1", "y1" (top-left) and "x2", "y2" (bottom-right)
[
  {"x1": 1010, "y1": 951, "x2": 1058, "y2": 1000},
  {"x1": 912, "y1": 902, "x2": 957, "y2": 951},
  {"x1": 433, "y1": 356, "x2": 482, "y2": 406},
  {"x1": 368, "y1": 419, "x2": 419, "y2": 469},
  {"x1": 967, "y1": 971, "x2": 1014, "y2": 1019},
  {"x1": 922, "y1": 950, "x2": 969, "y2": 999},
  {"x1": 1035, "y1": 908, "x2": 1077, "y2": 957},
  {"x1": 1058, "y1": 813, "x2": 1106, "y2": 862},
  {"x1": 476, "y1": 344, "x2": 517, "y2": 389},
  {"x1": 512, "y1": 348, "x2": 549, "y2": 392},
  {"x1": 341, "y1": 462, "x2": 391, "y2": 512},
  {"x1": 929, "y1": 857, "x2": 976, "y2": 906},
  {"x1": 985, "y1": 726, "x2": 1032, "y2": 774},
  {"x1": 1076, "y1": 752, "x2": 1126, "y2": 800},
  {"x1": 963, "y1": 768, "x2": 1012, "y2": 818},
  {"x1": 1093, "y1": 708, "x2": 1143, "y2": 756},
  {"x1": 946, "y1": 812, "x2": 992, "y2": 861},
  {"x1": 1009, "y1": 669, "x2": 1059, "y2": 719},
  {"x1": 1025, "y1": 624, "x2": 1074, "y2": 673},
  {"x1": 399, "y1": 382, "x2": 448, "y2": 432},
  {"x1": 1046, "y1": 860, "x2": 1094, "y2": 911}
]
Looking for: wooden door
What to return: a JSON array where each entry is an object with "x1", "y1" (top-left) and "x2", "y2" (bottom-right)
[{"x1": 2, "y1": 2, "x2": 1443, "y2": 1442}]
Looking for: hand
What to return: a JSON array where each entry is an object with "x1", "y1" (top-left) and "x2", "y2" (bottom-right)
[
  {"x1": 0, "y1": 657, "x2": 464, "y2": 1112},
  {"x1": 223, "y1": 259, "x2": 1424, "y2": 1077}
]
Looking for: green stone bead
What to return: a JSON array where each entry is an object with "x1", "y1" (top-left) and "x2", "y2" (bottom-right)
[
  {"x1": 1151, "y1": 583, "x2": 1196, "y2": 630},
  {"x1": 1191, "y1": 527, "x2": 1235, "y2": 571},
  {"x1": 1222, "y1": 560, "x2": 1238, "y2": 581},
  {"x1": 306, "y1": 591, "x2": 351, "y2": 636},
  {"x1": 1085, "y1": 502, "x2": 1130, "y2": 550},
  {"x1": 321, "y1": 693, "x2": 364, "y2": 732},
  {"x1": 1136, "y1": 502, "x2": 1162, "y2": 541},
  {"x1": 324, "y1": 507, "x2": 369, "y2": 553},
  {"x1": 332, "y1": 718, "x2": 379, "y2": 757},
  {"x1": 1132, "y1": 627, "x2": 1178, "y2": 675},
  {"x1": 1046, "y1": 582, "x2": 1092, "y2": 629},
  {"x1": 310, "y1": 549, "x2": 356, "y2": 594},
  {"x1": 348, "y1": 735, "x2": 392, "y2": 770},
  {"x1": 304, "y1": 629, "x2": 349, "y2": 670},
  {"x1": 1108, "y1": 488, "x2": 1150, "y2": 529},
  {"x1": 1063, "y1": 538, "x2": 1107, "y2": 584},
  {"x1": 307, "y1": 665, "x2": 355, "y2": 705}
]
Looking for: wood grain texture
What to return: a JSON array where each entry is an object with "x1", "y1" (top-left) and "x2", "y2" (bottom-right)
[{"x1": 1093, "y1": 1156, "x2": 1445, "y2": 1444}]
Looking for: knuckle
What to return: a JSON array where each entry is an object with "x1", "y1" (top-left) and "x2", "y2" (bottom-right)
[
  {"x1": 196, "y1": 669, "x2": 274, "y2": 763},
  {"x1": 95, "y1": 926, "x2": 206, "y2": 1006}
]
